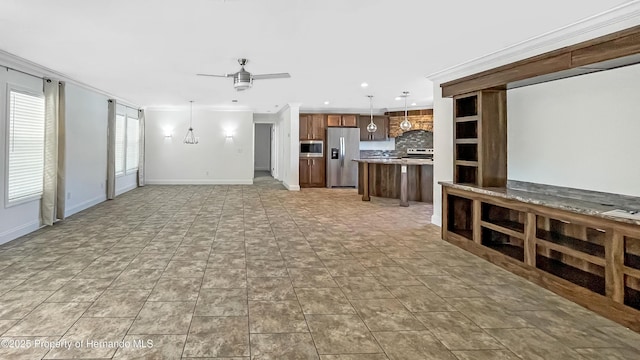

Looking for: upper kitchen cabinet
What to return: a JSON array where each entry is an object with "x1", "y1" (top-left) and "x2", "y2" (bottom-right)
[
  {"x1": 327, "y1": 114, "x2": 358, "y2": 127},
  {"x1": 358, "y1": 115, "x2": 389, "y2": 141},
  {"x1": 300, "y1": 114, "x2": 326, "y2": 140}
]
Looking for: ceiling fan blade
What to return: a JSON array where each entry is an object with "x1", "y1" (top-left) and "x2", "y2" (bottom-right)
[
  {"x1": 196, "y1": 73, "x2": 233, "y2": 78},
  {"x1": 252, "y1": 73, "x2": 291, "y2": 80}
]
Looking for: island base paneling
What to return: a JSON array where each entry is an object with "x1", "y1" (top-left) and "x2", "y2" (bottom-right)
[
  {"x1": 357, "y1": 163, "x2": 433, "y2": 202},
  {"x1": 442, "y1": 184, "x2": 640, "y2": 332}
]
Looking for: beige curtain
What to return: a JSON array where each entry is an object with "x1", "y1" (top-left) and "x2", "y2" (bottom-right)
[
  {"x1": 41, "y1": 79, "x2": 59, "y2": 225},
  {"x1": 106, "y1": 99, "x2": 116, "y2": 199},
  {"x1": 56, "y1": 82, "x2": 66, "y2": 220},
  {"x1": 137, "y1": 109, "x2": 145, "y2": 186}
]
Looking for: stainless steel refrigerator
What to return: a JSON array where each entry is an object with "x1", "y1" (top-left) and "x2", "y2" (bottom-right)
[{"x1": 326, "y1": 127, "x2": 360, "y2": 188}]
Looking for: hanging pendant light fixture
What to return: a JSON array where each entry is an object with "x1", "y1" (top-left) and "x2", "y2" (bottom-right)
[
  {"x1": 399, "y1": 91, "x2": 412, "y2": 131},
  {"x1": 184, "y1": 100, "x2": 198, "y2": 144},
  {"x1": 366, "y1": 95, "x2": 377, "y2": 133}
]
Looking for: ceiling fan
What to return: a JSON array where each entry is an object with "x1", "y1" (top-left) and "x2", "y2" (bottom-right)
[{"x1": 197, "y1": 58, "x2": 291, "y2": 91}]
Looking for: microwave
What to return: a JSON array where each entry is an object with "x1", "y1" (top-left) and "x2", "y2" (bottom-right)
[{"x1": 300, "y1": 140, "x2": 323, "y2": 158}]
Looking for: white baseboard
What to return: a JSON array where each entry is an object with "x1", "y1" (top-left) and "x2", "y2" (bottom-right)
[
  {"x1": 0, "y1": 220, "x2": 40, "y2": 246},
  {"x1": 65, "y1": 194, "x2": 106, "y2": 218},
  {"x1": 146, "y1": 179, "x2": 254, "y2": 185},
  {"x1": 283, "y1": 181, "x2": 300, "y2": 191},
  {"x1": 430, "y1": 214, "x2": 442, "y2": 227}
]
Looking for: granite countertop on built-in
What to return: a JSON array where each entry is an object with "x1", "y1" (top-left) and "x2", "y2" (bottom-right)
[
  {"x1": 353, "y1": 158, "x2": 434, "y2": 165},
  {"x1": 440, "y1": 180, "x2": 640, "y2": 226}
]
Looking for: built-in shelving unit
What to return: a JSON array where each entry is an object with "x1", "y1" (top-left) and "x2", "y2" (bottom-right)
[
  {"x1": 624, "y1": 235, "x2": 640, "y2": 311},
  {"x1": 441, "y1": 25, "x2": 640, "y2": 332},
  {"x1": 442, "y1": 185, "x2": 640, "y2": 331},
  {"x1": 453, "y1": 91, "x2": 506, "y2": 187}
]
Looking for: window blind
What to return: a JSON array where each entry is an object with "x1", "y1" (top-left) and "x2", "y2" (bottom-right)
[
  {"x1": 115, "y1": 114, "x2": 125, "y2": 175},
  {"x1": 126, "y1": 117, "x2": 139, "y2": 173},
  {"x1": 7, "y1": 90, "x2": 45, "y2": 203}
]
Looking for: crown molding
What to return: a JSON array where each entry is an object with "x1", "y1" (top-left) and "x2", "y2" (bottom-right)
[
  {"x1": 0, "y1": 49, "x2": 140, "y2": 108},
  {"x1": 426, "y1": 1, "x2": 640, "y2": 84},
  {"x1": 144, "y1": 104, "x2": 253, "y2": 112},
  {"x1": 300, "y1": 105, "x2": 433, "y2": 114}
]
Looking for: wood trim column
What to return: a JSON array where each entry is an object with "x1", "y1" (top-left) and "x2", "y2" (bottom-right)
[
  {"x1": 606, "y1": 230, "x2": 625, "y2": 303},
  {"x1": 362, "y1": 162, "x2": 370, "y2": 201},
  {"x1": 524, "y1": 213, "x2": 537, "y2": 267},
  {"x1": 442, "y1": 187, "x2": 449, "y2": 240},
  {"x1": 472, "y1": 199, "x2": 481, "y2": 244},
  {"x1": 400, "y1": 164, "x2": 409, "y2": 207}
]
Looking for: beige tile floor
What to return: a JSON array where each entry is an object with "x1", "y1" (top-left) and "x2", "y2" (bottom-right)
[{"x1": 0, "y1": 175, "x2": 639, "y2": 359}]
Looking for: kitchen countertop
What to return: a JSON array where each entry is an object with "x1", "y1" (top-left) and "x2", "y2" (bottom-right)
[
  {"x1": 353, "y1": 158, "x2": 434, "y2": 165},
  {"x1": 440, "y1": 181, "x2": 640, "y2": 226}
]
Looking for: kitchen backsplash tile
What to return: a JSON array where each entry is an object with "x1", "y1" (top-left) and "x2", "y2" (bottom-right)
[
  {"x1": 394, "y1": 130, "x2": 433, "y2": 154},
  {"x1": 359, "y1": 130, "x2": 433, "y2": 158}
]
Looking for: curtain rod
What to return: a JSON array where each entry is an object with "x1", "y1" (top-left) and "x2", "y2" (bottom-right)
[{"x1": 2, "y1": 63, "x2": 46, "y2": 80}]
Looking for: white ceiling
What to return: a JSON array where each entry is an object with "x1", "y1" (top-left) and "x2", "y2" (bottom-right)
[{"x1": 0, "y1": 0, "x2": 632, "y2": 113}]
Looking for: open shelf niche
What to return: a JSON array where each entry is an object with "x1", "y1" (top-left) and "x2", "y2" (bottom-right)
[{"x1": 453, "y1": 90, "x2": 507, "y2": 187}]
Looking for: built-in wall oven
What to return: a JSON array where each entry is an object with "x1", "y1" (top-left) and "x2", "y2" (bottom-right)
[{"x1": 300, "y1": 140, "x2": 324, "y2": 158}]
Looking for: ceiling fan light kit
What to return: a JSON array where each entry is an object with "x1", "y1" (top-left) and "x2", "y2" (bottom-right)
[{"x1": 197, "y1": 58, "x2": 290, "y2": 91}]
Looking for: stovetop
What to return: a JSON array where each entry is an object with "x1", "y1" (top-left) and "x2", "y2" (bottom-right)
[{"x1": 403, "y1": 148, "x2": 434, "y2": 159}]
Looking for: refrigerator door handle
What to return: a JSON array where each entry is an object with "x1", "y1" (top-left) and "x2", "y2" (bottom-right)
[{"x1": 339, "y1": 137, "x2": 345, "y2": 168}]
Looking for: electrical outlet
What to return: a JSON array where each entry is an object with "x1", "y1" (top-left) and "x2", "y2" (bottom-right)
[
  {"x1": 206, "y1": 171, "x2": 209, "y2": 176},
  {"x1": 67, "y1": 192, "x2": 71, "y2": 200}
]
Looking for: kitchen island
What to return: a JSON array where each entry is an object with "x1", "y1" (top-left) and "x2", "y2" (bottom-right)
[{"x1": 353, "y1": 158, "x2": 433, "y2": 206}]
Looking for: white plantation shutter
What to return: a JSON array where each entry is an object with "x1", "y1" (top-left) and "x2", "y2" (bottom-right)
[
  {"x1": 115, "y1": 114, "x2": 125, "y2": 175},
  {"x1": 7, "y1": 90, "x2": 45, "y2": 203},
  {"x1": 126, "y1": 117, "x2": 139, "y2": 172}
]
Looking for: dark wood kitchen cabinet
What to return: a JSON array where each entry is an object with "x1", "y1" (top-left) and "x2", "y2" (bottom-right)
[
  {"x1": 327, "y1": 114, "x2": 358, "y2": 127},
  {"x1": 300, "y1": 114, "x2": 325, "y2": 140},
  {"x1": 359, "y1": 115, "x2": 389, "y2": 141},
  {"x1": 299, "y1": 158, "x2": 325, "y2": 188}
]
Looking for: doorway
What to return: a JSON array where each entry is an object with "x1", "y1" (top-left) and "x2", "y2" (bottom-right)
[{"x1": 254, "y1": 123, "x2": 273, "y2": 179}]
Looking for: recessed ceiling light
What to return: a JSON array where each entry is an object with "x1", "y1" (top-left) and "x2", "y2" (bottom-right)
[
  {"x1": 324, "y1": 101, "x2": 330, "y2": 105},
  {"x1": 395, "y1": 97, "x2": 402, "y2": 101},
  {"x1": 361, "y1": 82, "x2": 368, "y2": 88},
  {"x1": 411, "y1": 102, "x2": 417, "y2": 106}
]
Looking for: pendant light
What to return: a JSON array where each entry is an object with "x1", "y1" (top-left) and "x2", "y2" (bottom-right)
[
  {"x1": 366, "y1": 95, "x2": 377, "y2": 133},
  {"x1": 399, "y1": 91, "x2": 412, "y2": 131},
  {"x1": 184, "y1": 100, "x2": 198, "y2": 144}
]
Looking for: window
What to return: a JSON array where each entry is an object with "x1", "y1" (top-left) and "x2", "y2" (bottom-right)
[
  {"x1": 7, "y1": 89, "x2": 45, "y2": 204},
  {"x1": 126, "y1": 117, "x2": 139, "y2": 172},
  {"x1": 114, "y1": 110, "x2": 139, "y2": 176},
  {"x1": 115, "y1": 114, "x2": 125, "y2": 175}
]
